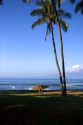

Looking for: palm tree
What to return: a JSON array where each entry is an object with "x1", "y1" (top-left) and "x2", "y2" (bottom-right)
[
  {"x1": 30, "y1": 0, "x2": 71, "y2": 96},
  {"x1": 51, "y1": 0, "x2": 72, "y2": 96}
]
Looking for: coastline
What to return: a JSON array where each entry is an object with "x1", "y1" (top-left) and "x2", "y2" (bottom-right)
[{"x1": 0, "y1": 89, "x2": 83, "y2": 96}]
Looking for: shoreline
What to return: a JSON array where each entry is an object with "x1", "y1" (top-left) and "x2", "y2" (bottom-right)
[{"x1": 0, "y1": 90, "x2": 83, "y2": 96}]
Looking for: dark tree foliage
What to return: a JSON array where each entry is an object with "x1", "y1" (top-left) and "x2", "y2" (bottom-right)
[
  {"x1": 23, "y1": 0, "x2": 30, "y2": 3},
  {"x1": 0, "y1": 0, "x2": 3, "y2": 5},
  {"x1": 0, "y1": 0, "x2": 83, "y2": 14},
  {"x1": 57, "y1": 0, "x2": 83, "y2": 14},
  {"x1": 75, "y1": 0, "x2": 83, "y2": 14}
]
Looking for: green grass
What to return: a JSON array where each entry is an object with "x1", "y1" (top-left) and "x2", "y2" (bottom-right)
[{"x1": 0, "y1": 90, "x2": 83, "y2": 125}]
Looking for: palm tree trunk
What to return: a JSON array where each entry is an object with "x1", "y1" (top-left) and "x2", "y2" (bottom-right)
[
  {"x1": 51, "y1": 25, "x2": 64, "y2": 95},
  {"x1": 53, "y1": 6, "x2": 67, "y2": 97},
  {"x1": 57, "y1": 21, "x2": 67, "y2": 97}
]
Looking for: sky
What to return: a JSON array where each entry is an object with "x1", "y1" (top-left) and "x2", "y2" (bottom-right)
[{"x1": 0, "y1": 0, "x2": 83, "y2": 78}]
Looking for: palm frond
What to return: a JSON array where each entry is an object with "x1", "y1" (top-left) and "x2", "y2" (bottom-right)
[
  {"x1": 51, "y1": 0, "x2": 64, "y2": 8},
  {"x1": 36, "y1": 0, "x2": 51, "y2": 7},
  {"x1": 30, "y1": 8, "x2": 46, "y2": 17},
  {"x1": 45, "y1": 23, "x2": 51, "y2": 41},
  {"x1": 41, "y1": 0, "x2": 52, "y2": 13},
  {"x1": 70, "y1": 0, "x2": 75, "y2": 4},
  {"x1": 35, "y1": 0, "x2": 44, "y2": 6},
  {"x1": 58, "y1": 0, "x2": 60, "y2": 8},
  {"x1": 0, "y1": 0, "x2": 3, "y2": 5},
  {"x1": 75, "y1": 0, "x2": 83, "y2": 14},
  {"x1": 31, "y1": 18, "x2": 47, "y2": 29},
  {"x1": 57, "y1": 9, "x2": 71, "y2": 19},
  {"x1": 53, "y1": 17, "x2": 57, "y2": 24},
  {"x1": 59, "y1": 19, "x2": 68, "y2": 32},
  {"x1": 22, "y1": 0, "x2": 30, "y2": 3}
]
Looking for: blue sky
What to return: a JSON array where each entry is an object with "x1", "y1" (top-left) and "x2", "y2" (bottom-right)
[{"x1": 0, "y1": 0, "x2": 83, "y2": 78}]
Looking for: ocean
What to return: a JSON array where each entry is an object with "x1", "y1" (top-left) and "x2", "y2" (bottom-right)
[{"x1": 0, "y1": 78, "x2": 83, "y2": 90}]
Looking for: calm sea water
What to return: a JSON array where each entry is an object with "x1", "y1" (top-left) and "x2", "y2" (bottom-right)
[{"x1": 0, "y1": 78, "x2": 83, "y2": 90}]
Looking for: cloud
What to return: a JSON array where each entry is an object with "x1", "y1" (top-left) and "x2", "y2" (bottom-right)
[{"x1": 66, "y1": 64, "x2": 83, "y2": 73}]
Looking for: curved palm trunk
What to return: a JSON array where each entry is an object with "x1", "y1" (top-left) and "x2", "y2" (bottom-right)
[
  {"x1": 57, "y1": 21, "x2": 67, "y2": 97},
  {"x1": 51, "y1": 25, "x2": 64, "y2": 95}
]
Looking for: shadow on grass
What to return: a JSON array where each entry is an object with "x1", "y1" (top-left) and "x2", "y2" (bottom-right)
[{"x1": 0, "y1": 91, "x2": 83, "y2": 125}]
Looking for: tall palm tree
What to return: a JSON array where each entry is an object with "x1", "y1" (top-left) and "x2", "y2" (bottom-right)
[
  {"x1": 30, "y1": 0, "x2": 71, "y2": 96},
  {"x1": 51, "y1": 0, "x2": 71, "y2": 96}
]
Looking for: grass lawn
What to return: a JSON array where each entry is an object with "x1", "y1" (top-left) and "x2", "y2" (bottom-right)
[{"x1": 0, "y1": 90, "x2": 83, "y2": 125}]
